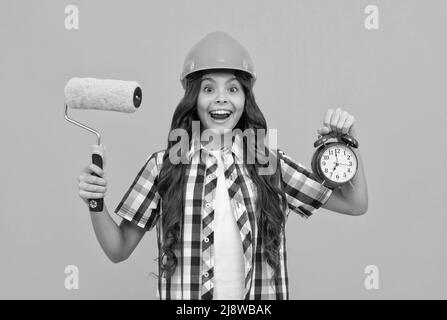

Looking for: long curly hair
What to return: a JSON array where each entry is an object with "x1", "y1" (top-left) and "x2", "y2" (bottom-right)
[{"x1": 156, "y1": 69, "x2": 288, "y2": 283}]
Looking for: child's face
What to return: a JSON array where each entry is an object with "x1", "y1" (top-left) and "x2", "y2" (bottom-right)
[{"x1": 196, "y1": 71, "x2": 245, "y2": 135}]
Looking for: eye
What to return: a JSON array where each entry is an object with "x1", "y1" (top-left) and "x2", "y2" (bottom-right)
[
  {"x1": 229, "y1": 86, "x2": 239, "y2": 93},
  {"x1": 203, "y1": 86, "x2": 213, "y2": 93}
]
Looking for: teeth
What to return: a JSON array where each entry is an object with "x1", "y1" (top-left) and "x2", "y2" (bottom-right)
[{"x1": 209, "y1": 110, "x2": 232, "y2": 115}]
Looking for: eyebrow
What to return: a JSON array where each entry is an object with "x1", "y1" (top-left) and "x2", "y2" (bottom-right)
[{"x1": 201, "y1": 77, "x2": 237, "y2": 84}]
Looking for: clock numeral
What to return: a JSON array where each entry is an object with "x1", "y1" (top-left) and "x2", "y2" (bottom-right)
[
  {"x1": 336, "y1": 174, "x2": 339, "y2": 180},
  {"x1": 343, "y1": 172, "x2": 347, "y2": 178},
  {"x1": 322, "y1": 161, "x2": 326, "y2": 166},
  {"x1": 347, "y1": 155, "x2": 351, "y2": 160},
  {"x1": 336, "y1": 149, "x2": 340, "y2": 154},
  {"x1": 324, "y1": 168, "x2": 328, "y2": 173},
  {"x1": 344, "y1": 150, "x2": 346, "y2": 156},
  {"x1": 329, "y1": 150, "x2": 334, "y2": 155},
  {"x1": 348, "y1": 168, "x2": 351, "y2": 173},
  {"x1": 323, "y1": 156, "x2": 329, "y2": 160},
  {"x1": 349, "y1": 161, "x2": 352, "y2": 166}
]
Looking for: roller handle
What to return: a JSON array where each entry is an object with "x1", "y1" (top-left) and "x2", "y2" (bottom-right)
[{"x1": 88, "y1": 153, "x2": 104, "y2": 212}]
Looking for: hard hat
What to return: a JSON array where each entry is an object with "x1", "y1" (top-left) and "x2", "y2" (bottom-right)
[{"x1": 180, "y1": 31, "x2": 256, "y2": 89}]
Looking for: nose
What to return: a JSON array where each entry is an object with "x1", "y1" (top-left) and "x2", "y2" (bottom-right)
[
  {"x1": 215, "y1": 97, "x2": 228, "y2": 104},
  {"x1": 215, "y1": 90, "x2": 229, "y2": 104}
]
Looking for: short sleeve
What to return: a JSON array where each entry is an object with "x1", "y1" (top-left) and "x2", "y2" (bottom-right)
[
  {"x1": 278, "y1": 149, "x2": 333, "y2": 219},
  {"x1": 114, "y1": 150, "x2": 165, "y2": 231}
]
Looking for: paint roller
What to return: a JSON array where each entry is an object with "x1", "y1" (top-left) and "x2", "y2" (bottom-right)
[{"x1": 64, "y1": 77, "x2": 142, "y2": 212}]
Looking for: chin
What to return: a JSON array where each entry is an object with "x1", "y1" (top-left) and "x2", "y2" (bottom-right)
[
  {"x1": 204, "y1": 118, "x2": 237, "y2": 132},
  {"x1": 204, "y1": 126, "x2": 234, "y2": 135}
]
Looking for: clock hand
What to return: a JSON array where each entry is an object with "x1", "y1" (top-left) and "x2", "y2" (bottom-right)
[
  {"x1": 329, "y1": 163, "x2": 338, "y2": 177},
  {"x1": 337, "y1": 163, "x2": 351, "y2": 166}
]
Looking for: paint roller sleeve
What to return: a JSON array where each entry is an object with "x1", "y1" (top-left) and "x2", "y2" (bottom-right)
[{"x1": 64, "y1": 78, "x2": 142, "y2": 113}]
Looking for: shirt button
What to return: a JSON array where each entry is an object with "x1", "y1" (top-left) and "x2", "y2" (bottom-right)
[
  {"x1": 203, "y1": 271, "x2": 209, "y2": 278},
  {"x1": 208, "y1": 174, "x2": 216, "y2": 180},
  {"x1": 204, "y1": 237, "x2": 209, "y2": 243},
  {"x1": 205, "y1": 202, "x2": 211, "y2": 209}
]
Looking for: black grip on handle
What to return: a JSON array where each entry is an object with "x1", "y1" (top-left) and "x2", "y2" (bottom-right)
[{"x1": 89, "y1": 153, "x2": 104, "y2": 212}]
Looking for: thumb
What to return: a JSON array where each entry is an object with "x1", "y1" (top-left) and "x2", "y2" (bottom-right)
[
  {"x1": 317, "y1": 126, "x2": 331, "y2": 135},
  {"x1": 92, "y1": 144, "x2": 107, "y2": 168}
]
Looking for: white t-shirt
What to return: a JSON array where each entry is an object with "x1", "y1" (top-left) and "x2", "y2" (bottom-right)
[{"x1": 208, "y1": 149, "x2": 245, "y2": 300}]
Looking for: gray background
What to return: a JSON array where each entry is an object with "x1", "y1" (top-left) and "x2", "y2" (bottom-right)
[{"x1": 1, "y1": 0, "x2": 446, "y2": 299}]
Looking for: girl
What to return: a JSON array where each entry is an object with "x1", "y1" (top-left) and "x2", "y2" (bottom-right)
[{"x1": 78, "y1": 32, "x2": 368, "y2": 300}]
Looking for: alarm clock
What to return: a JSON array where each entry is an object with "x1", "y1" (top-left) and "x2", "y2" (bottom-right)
[{"x1": 311, "y1": 132, "x2": 359, "y2": 189}]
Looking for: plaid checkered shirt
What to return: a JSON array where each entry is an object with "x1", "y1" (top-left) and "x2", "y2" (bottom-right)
[{"x1": 114, "y1": 133, "x2": 332, "y2": 299}]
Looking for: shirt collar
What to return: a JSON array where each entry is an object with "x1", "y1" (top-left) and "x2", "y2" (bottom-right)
[{"x1": 187, "y1": 130, "x2": 244, "y2": 163}]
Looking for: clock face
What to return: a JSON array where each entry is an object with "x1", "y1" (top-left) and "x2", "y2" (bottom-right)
[{"x1": 319, "y1": 144, "x2": 357, "y2": 183}]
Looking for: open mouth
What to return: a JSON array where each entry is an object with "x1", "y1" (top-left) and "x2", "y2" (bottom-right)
[{"x1": 209, "y1": 109, "x2": 233, "y2": 120}]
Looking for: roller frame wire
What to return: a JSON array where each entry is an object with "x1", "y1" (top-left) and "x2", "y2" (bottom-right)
[{"x1": 64, "y1": 104, "x2": 102, "y2": 146}]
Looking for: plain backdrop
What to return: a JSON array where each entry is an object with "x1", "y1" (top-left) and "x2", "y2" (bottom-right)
[{"x1": 0, "y1": 0, "x2": 446, "y2": 299}]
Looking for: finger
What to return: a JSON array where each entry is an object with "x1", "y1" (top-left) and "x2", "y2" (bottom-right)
[
  {"x1": 84, "y1": 165, "x2": 106, "y2": 180},
  {"x1": 337, "y1": 111, "x2": 349, "y2": 134},
  {"x1": 342, "y1": 115, "x2": 355, "y2": 134},
  {"x1": 79, "y1": 181, "x2": 107, "y2": 193},
  {"x1": 89, "y1": 164, "x2": 104, "y2": 177},
  {"x1": 79, "y1": 190, "x2": 105, "y2": 199},
  {"x1": 323, "y1": 109, "x2": 334, "y2": 128},
  {"x1": 330, "y1": 108, "x2": 342, "y2": 132},
  {"x1": 84, "y1": 174, "x2": 107, "y2": 186},
  {"x1": 83, "y1": 164, "x2": 93, "y2": 174}
]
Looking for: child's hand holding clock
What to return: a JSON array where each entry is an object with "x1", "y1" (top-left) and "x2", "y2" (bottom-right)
[{"x1": 317, "y1": 108, "x2": 357, "y2": 139}]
